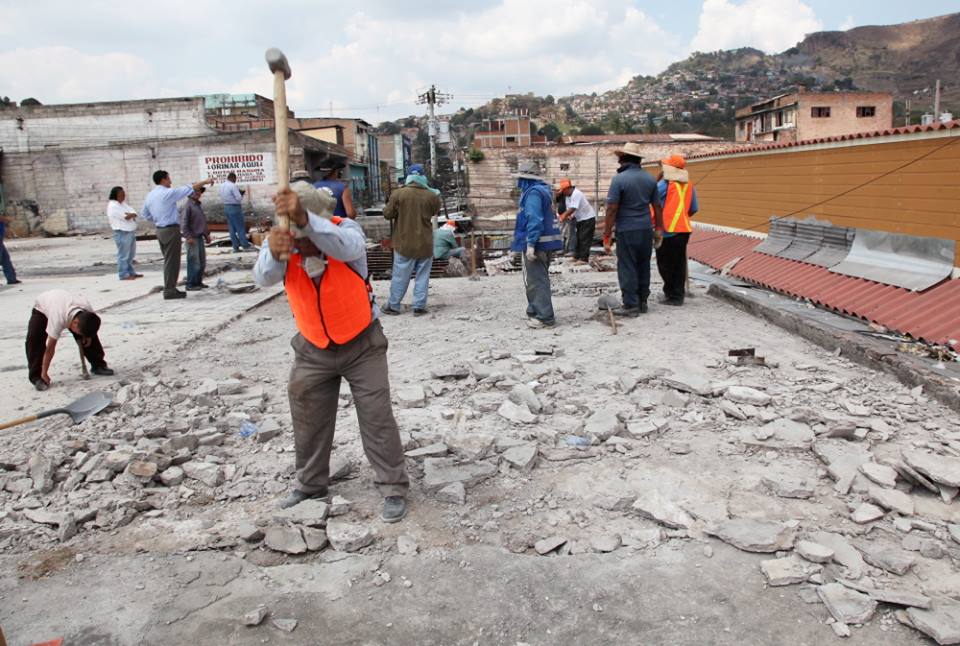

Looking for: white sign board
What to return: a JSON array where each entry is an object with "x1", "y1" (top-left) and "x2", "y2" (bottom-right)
[{"x1": 199, "y1": 153, "x2": 275, "y2": 184}]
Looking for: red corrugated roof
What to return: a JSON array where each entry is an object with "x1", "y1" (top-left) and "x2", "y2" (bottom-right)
[
  {"x1": 688, "y1": 229, "x2": 960, "y2": 347},
  {"x1": 559, "y1": 133, "x2": 722, "y2": 144},
  {"x1": 686, "y1": 119, "x2": 960, "y2": 161}
]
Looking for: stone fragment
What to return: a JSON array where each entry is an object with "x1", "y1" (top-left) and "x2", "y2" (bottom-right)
[
  {"x1": 742, "y1": 419, "x2": 813, "y2": 450},
  {"x1": 444, "y1": 433, "x2": 495, "y2": 461},
  {"x1": 159, "y1": 465, "x2": 185, "y2": 487},
  {"x1": 509, "y1": 384, "x2": 542, "y2": 414},
  {"x1": 103, "y1": 450, "x2": 133, "y2": 473},
  {"x1": 497, "y1": 400, "x2": 538, "y2": 424},
  {"x1": 264, "y1": 526, "x2": 307, "y2": 554},
  {"x1": 796, "y1": 540, "x2": 834, "y2": 564},
  {"x1": 705, "y1": 519, "x2": 796, "y2": 553},
  {"x1": 503, "y1": 444, "x2": 538, "y2": 472},
  {"x1": 244, "y1": 605, "x2": 268, "y2": 626},
  {"x1": 396, "y1": 385, "x2": 426, "y2": 408},
  {"x1": 810, "y1": 532, "x2": 865, "y2": 578},
  {"x1": 867, "y1": 588, "x2": 931, "y2": 609},
  {"x1": 405, "y1": 443, "x2": 449, "y2": 459},
  {"x1": 422, "y1": 458, "x2": 497, "y2": 492},
  {"x1": 660, "y1": 390, "x2": 690, "y2": 408},
  {"x1": 830, "y1": 622, "x2": 851, "y2": 638},
  {"x1": 23, "y1": 508, "x2": 65, "y2": 526},
  {"x1": 666, "y1": 441, "x2": 691, "y2": 455},
  {"x1": 631, "y1": 491, "x2": 694, "y2": 529},
  {"x1": 760, "y1": 555, "x2": 822, "y2": 586},
  {"x1": 818, "y1": 583, "x2": 877, "y2": 625},
  {"x1": 535, "y1": 535, "x2": 567, "y2": 555},
  {"x1": 590, "y1": 534, "x2": 621, "y2": 553},
  {"x1": 725, "y1": 385, "x2": 771, "y2": 407},
  {"x1": 583, "y1": 409, "x2": 622, "y2": 441},
  {"x1": 28, "y1": 455, "x2": 57, "y2": 493},
  {"x1": 237, "y1": 522, "x2": 264, "y2": 542},
  {"x1": 661, "y1": 372, "x2": 712, "y2": 396},
  {"x1": 762, "y1": 474, "x2": 814, "y2": 499},
  {"x1": 903, "y1": 450, "x2": 960, "y2": 488},
  {"x1": 217, "y1": 378, "x2": 243, "y2": 395},
  {"x1": 58, "y1": 513, "x2": 78, "y2": 542},
  {"x1": 907, "y1": 601, "x2": 960, "y2": 646},
  {"x1": 255, "y1": 418, "x2": 282, "y2": 443},
  {"x1": 920, "y1": 539, "x2": 946, "y2": 560},
  {"x1": 851, "y1": 503, "x2": 885, "y2": 524},
  {"x1": 397, "y1": 535, "x2": 419, "y2": 555},
  {"x1": 431, "y1": 365, "x2": 470, "y2": 380},
  {"x1": 436, "y1": 481, "x2": 466, "y2": 505},
  {"x1": 860, "y1": 462, "x2": 898, "y2": 488},
  {"x1": 719, "y1": 400, "x2": 748, "y2": 420},
  {"x1": 624, "y1": 417, "x2": 670, "y2": 439},
  {"x1": 328, "y1": 496, "x2": 352, "y2": 517},
  {"x1": 162, "y1": 435, "x2": 199, "y2": 453},
  {"x1": 329, "y1": 455, "x2": 352, "y2": 481},
  {"x1": 271, "y1": 618, "x2": 298, "y2": 633},
  {"x1": 126, "y1": 460, "x2": 158, "y2": 479},
  {"x1": 326, "y1": 520, "x2": 374, "y2": 552},
  {"x1": 869, "y1": 486, "x2": 914, "y2": 516},
  {"x1": 273, "y1": 499, "x2": 329, "y2": 527},
  {"x1": 812, "y1": 440, "x2": 873, "y2": 485},
  {"x1": 181, "y1": 461, "x2": 224, "y2": 487},
  {"x1": 618, "y1": 375, "x2": 638, "y2": 394},
  {"x1": 301, "y1": 527, "x2": 328, "y2": 551}
]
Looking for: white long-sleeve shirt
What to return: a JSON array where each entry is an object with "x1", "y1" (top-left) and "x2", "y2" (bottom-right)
[{"x1": 106, "y1": 200, "x2": 138, "y2": 232}]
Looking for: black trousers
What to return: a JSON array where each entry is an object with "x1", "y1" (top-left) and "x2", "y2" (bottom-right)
[
  {"x1": 655, "y1": 232, "x2": 691, "y2": 303},
  {"x1": 26, "y1": 309, "x2": 107, "y2": 384},
  {"x1": 574, "y1": 218, "x2": 595, "y2": 261}
]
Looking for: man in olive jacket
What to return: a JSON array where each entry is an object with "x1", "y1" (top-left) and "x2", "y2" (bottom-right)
[{"x1": 382, "y1": 173, "x2": 441, "y2": 316}]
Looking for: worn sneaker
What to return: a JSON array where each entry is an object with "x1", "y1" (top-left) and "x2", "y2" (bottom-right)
[
  {"x1": 278, "y1": 488, "x2": 329, "y2": 509},
  {"x1": 381, "y1": 306, "x2": 401, "y2": 316},
  {"x1": 34, "y1": 380, "x2": 48, "y2": 392},
  {"x1": 413, "y1": 308, "x2": 428, "y2": 317},
  {"x1": 185, "y1": 285, "x2": 202, "y2": 291},
  {"x1": 91, "y1": 366, "x2": 114, "y2": 376},
  {"x1": 381, "y1": 496, "x2": 407, "y2": 523},
  {"x1": 8, "y1": 279, "x2": 22, "y2": 285},
  {"x1": 163, "y1": 290, "x2": 187, "y2": 300},
  {"x1": 612, "y1": 306, "x2": 640, "y2": 318}
]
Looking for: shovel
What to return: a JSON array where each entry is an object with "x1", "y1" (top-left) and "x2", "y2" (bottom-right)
[{"x1": 0, "y1": 391, "x2": 113, "y2": 431}]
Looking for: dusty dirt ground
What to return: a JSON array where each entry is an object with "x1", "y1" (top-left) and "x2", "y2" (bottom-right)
[{"x1": 1, "y1": 258, "x2": 957, "y2": 645}]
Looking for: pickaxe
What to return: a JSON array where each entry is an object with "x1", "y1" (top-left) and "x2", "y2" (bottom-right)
[{"x1": 265, "y1": 47, "x2": 292, "y2": 260}]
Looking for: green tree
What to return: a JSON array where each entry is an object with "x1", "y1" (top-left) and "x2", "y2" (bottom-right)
[
  {"x1": 377, "y1": 120, "x2": 401, "y2": 135},
  {"x1": 579, "y1": 124, "x2": 604, "y2": 135},
  {"x1": 537, "y1": 122, "x2": 562, "y2": 141}
]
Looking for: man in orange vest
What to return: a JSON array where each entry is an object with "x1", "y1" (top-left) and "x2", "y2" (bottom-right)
[
  {"x1": 654, "y1": 154, "x2": 699, "y2": 306},
  {"x1": 253, "y1": 181, "x2": 409, "y2": 522}
]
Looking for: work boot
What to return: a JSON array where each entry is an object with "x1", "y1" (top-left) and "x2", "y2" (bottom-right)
[
  {"x1": 164, "y1": 290, "x2": 187, "y2": 300},
  {"x1": 413, "y1": 308, "x2": 428, "y2": 317},
  {"x1": 381, "y1": 496, "x2": 407, "y2": 523},
  {"x1": 526, "y1": 318, "x2": 556, "y2": 329},
  {"x1": 185, "y1": 285, "x2": 202, "y2": 291},
  {"x1": 612, "y1": 306, "x2": 641, "y2": 318},
  {"x1": 278, "y1": 488, "x2": 329, "y2": 509},
  {"x1": 33, "y1": 380, "x2": 48, "y2": 392},
  {"x1": 381, "y1": 305, "x2": 401, "y2": 315},
  {"x1": 639, "y1": 302, "x2": 649, "y2": 313},
  {"x1": 91, "y1": 366, "x2": 114, "y2": 376}
]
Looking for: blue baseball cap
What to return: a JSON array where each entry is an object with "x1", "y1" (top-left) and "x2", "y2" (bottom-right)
[{"x1": 408, "y1": 164, "x2": 425, "y2": 175}]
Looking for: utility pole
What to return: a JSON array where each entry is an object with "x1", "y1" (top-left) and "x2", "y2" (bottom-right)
[
  {"x1": 416, "y1": 85, "x2": 451, "y2": 177},
  {"x1": 934, "y1": 79, "x2": 942, "y2": 121},
  {"x1": 905, "y1": 98, "x2": 911, "y2": 126}
]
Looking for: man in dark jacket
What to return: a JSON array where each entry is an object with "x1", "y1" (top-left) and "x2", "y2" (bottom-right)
[
  {"x1": 179, "y1": 188, "x2": 211, "y2": 290},
  {"x1": 382, "y1": 173, "x2": 441, "y2": 316}
]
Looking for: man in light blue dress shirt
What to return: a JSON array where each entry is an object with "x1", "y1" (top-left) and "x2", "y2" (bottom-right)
[
  {"x1": 218, "y1": 172, "x2": 252, "y2": 252},
  {"x1": 142, "y1": 170, "x2": 212, "y2": 300}
]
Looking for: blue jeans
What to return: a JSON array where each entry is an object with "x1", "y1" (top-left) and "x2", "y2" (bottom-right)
[
  {"x1": 388, "y1": 252, "x2": 432, "y2": 310},
  {"x1": 224, "y1": 204, "x2": 250, "y2": 250},
  {"x1": 522, "y1": 251, "x2": 555, "y2": 324},
  {"x1": 0, "y1": 237, "x2": 17, "y2": 283},
  {"x1": 112, "y1": 230, "x2": 137, "y2": 278},
  {"x1": 616, "y1": 228, "x2": 653, "y2": 308},
  {"x1": 185, "y1": 238, "x2": 206, "y2": 286}
]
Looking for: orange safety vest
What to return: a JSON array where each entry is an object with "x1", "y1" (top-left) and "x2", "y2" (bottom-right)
[
  {"x1": 650, "y1": 181, "x2": 695, "y2": 233},
  {"x1": 284, "y1": 217, "x2": 373, "y2": 349}
]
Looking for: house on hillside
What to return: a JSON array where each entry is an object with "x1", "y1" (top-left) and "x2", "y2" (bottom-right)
[{"x1": 735, "y1": 91, "x2": 893, "y2": 143}]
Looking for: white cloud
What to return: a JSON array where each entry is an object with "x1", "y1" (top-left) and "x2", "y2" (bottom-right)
[
  {"x1": 689, "y1": 0, "x2": 823, "y2": 54},
  {"x1": 839, "y1": 15, "x2": 856, "y2": 31}
]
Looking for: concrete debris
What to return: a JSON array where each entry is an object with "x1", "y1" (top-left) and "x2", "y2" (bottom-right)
[
  {"x1": 851, "y1": 503, "x2": 885, "y2": 524},
  {"x1": 244, "y1": 605, "x2": 268, "y2": 626},
  {"x1": 589, "y1": 534, "x2": 621, "y2": 553},
  {"x1": 624, "y1": 417, "x2": 670, "y2": 439},
  {"x1": 217, "y1": 378, "x2": 243, "y2": 395},
  {"x1": 405, "y1": 443, "x2": 449, "y2": 459},
  {"x1": 866, "y1": 588, "x2": 931, "y2": 610},
  {"x1": 830, "y1": 621, "x2": 851, "y2": 638},
  {"x1": 431, "y1": 365, "x2": 471, "y2": 380},
  {"x1": 907, "y1": 602, "x2": 960, "y2": 646},
  {"x1": 301, "y1": 527, "x2": 328, "y2": 551},
  {"x1": 436, "y1": 482, "x2": 467, "y2": 505},
  {"x1": 705, "y1": 519, "x2": 796, "y2": 553},
  {"x1": 725, "y1": 385, "x2": 771, "y2": 407},
  {"x1": 271, "y1": 618, "x2": 298, "y2": 633},
  {"x1": 273, "y1": 499, "x2": 329, "y2": 527},
  {"x1": 761, "y1": 473, "x2": 814, "y2": 499},
  {"x1": 502, "y1": 444, "x2": 538, "y2": 472},
  {"x1": 326, "y1": 520, "x2": 374, "y2": 552},
  {"x1": 818, "y1": 583, "x2": 877, "y2": 625},
  {"x1": 28, "y1": 455, "x2": 56, "y2": 493},
  {"x1": 661, "y1": 372, "x2": 712, "y2": 396},
  {"x1": 631, "y1": 491, "x2": 694, "y2": 529},
  {"x1": 264, "y1": 526, "x2": 307, "y2": 555},
  {"x1": 396, "y1": 385, "x2": 427, "y2": 408},
  {"x1": 583, "y1": 409, "x2": 622, "y2": 441},
  {"x1": 660, "y1": 390, "x2": 690, "y2": 408},
  {"x1": 444, "y1": 433, "x2": 495, "y2": 461},
  {"x1": 868, "y1": 486, "x2": 914, "y2": 516},
  {"x1": 535, "y1": 535, "x2": 567, "y2": 555},
  {"x1": 237, "y1": 522, "x2": 264, "y2": 542},
  {"x1": 508, "y1": 384, "x2": 542, "y2": 414},
  {"x1": 742, "y1": 419, "x2": 813, "y2": 450},
  {"x1": 760, "y1": 554, "x2": 821, "y2": 586},
  {"x1": 859, "y1": 462, "x2": 898, "y2": 489},
  {"x1": 497, "y1": 400, "x2": 538, "y2": 424},
  {"x1": 328, "y1": 496, "x2": 352, "y2": 517},
  {"x1": 397, "y1": 535, "x2": 419, "y2": 555},
  {"x1": 422, "y1": 458, "x2": 497, "y2": 492},
  {"x1": 795, "y1": 540, "x2": 834, "y2": 564},
  {"x1": 181, "y1": 461, "x2": 224, "y2": 488},
  {"x1": 719, "y1": 400, "x2": 748, "y2": 420},
  {"x1": 903, "y1": 450, "x2": 960, "y2": 488},
  {"x1": 809, "y1": 532, "x2": 865, "y2": 579}
]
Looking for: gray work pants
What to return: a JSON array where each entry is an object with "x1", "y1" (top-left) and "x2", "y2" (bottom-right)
[
  {"x1": 287, "y1": 320, "x2": 409, "y2": 497},
  {"x1": 521, "y1": 251, "x2": 555, "y2": 325},
  {"x1": 156, "y1": 226, "x2": 182, "y2": 296}
]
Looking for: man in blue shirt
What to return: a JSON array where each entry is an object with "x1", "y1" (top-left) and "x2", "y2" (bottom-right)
[
  {"x1": 142, "y1": 170, "x2": 212, "y2": 299},
  {"x1": 603, "y1": 143, "x2": 664, "y2": 316},
  {"x1": 0, "y1": 214, "x2": 21, "y2": 285},
  {"x1": 218, "y1": 172, "x2": 252, "y2": 252}
]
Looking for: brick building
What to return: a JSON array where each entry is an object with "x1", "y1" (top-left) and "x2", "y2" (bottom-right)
[
  {"x1": 377, "y1": 133, "x2": 412, "y2": 183},
  {"x1": 473, "y1": 113, "x2": 546, "y2": 148},
  {"x1": 735, "y1": 91, "x2": 893, "y2": 143},
  {"x1": 0, "y1": 96, "x2": 347, "y2": 235}
]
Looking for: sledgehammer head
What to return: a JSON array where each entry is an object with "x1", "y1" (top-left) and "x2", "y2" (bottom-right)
[
  {"x1": 597, "y1": 294, "x2": 619, "y2": 310},
  {"x1": 265, "y1": 48, "x2": 291, "y2": 80}
]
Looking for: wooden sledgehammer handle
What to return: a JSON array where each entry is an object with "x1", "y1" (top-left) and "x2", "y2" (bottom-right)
[{"x1": 266, "y1": 48, "x2": 292, "y2": 261}]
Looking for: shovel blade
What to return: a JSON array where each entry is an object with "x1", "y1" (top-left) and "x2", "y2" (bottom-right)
[{"x1": 64, "y1": 391, "x2": 113, "y2": 424}]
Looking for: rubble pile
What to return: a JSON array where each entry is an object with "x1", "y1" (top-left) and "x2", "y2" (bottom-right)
[{"x1": 3, "y1": 332, "x2": 960, "y2": 643}]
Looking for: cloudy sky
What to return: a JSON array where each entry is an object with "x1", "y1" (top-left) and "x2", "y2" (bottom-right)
[{"x1": 0, "y1": 0, "x2": 954, "y2": 121}]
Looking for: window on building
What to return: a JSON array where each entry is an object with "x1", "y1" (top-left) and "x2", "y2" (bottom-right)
[
  {"x1": 776, "y1": 111, "x2": 784, "y2": 127},
  {"x1": 811, "y1": 107, "x2": 831, "y2": 118},
  {"x1": 559, "y1": 163, "x2": 570, "y2": 171},
  {"x1": 505, "y1": 136, "x2": 516, "y2": 143},
  {"x1": 857, "y1": 106, "x2": 876, "y2": 118}
]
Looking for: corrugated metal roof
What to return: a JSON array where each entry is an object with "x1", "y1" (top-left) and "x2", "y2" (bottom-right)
[
  {"x1": 688, "y1": 229, "x2": 960, "y2": 347},
  {"x1": 559, "y1": 133, "x2": 723, "y2": 145}
]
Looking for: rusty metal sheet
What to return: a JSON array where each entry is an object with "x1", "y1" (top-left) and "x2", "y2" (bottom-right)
[{"x1": 829, "y1": 229, "x2": 956, "y2": 292}]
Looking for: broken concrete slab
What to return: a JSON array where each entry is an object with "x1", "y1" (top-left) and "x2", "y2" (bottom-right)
[
  {"x1": 436, "y1": 481, "x2": 466, "y2": 505},
  {"x1": 497, "y1": 400, "x2": 538, "y2": 424},
  {"x1": 705, "y1": 519, "x2": 796, "y2": 553},
  {"x1": 422, "y1": 458, "x2": 497, "y2": 493},
  {"x1": 264, "y1": 526, "x2": 307, "y2": 555},
  {"x1": 761, "y1": 473, "x2": 815, "y2": 499},
  {"x1": 795, "y1": 540, "x2": 834, "y2": 564},
  {"x1": 237, "y1": 522, "x2": 264, "y2": 543},
  {"x1": 326, "y1": 521, "x2": 374, "y2": 552},
  {"x1": 818, "y1": 582, "x2": 877, "y2": 625},
  {"x1": 431, "y1": 364, "x2": 471, "y2": 380},
  {"x1": 851, "y1": 503, "x2": 885, "y2": 524},
  {"x1": 860, "y1": 462, "x2": 899, "y2": 489},
  {"x1": 502, "y1": 444, "x2": 538, "y2": 472},
  {"x1": 583, "y1": 409, "x2": 622, "y2": 442},
  {"x1": 396, "y1": 385, "x2": 427, "y2": 409},
  {"x1": 273, "y1": 499, "x2": 329, "y2": 527},
  {"x1": 508, "y1": 384, "x2": 542, "y2": 414},
  {"x1": 661, "y1": 372, "x2": 713, "y2": 396},
  {"x1": 535, "y1": 536, "x2": 567, "y2": 555},
  {"x1": 443, "y1": 433, "x2": 495, "y2": 461},
  {"x1": 719, "y1": 400, "x2": 748, "y2": 420},
  {"x1": 725, "y1": 385, "x2": 771, "y2": 407},
  {"x1": 904, "y1": 450, "x2": 960, "y2": 489},
  {"x1": 589, "y1": 534, "x2": 621, "y2": 553},
  {"x1": 866, "y1": 588, "x2": 931, "y2": 610},
  {"x1": 741, "y1": 419, "x2": 813, "y2": 450},
  {"x1": 810, "y1": 531, "x2": 865, "y2": 579},
  {"x1": 271, "y1": 618, "x2": 298, "y2": 633},
  {"x1": 405, "y1": 443, "x2": 449, "y2": 459},
  {"x1": 631, "y1": 491, "x2": 694, "y2": 529},
  {"x1": 623, "y1": 417, "x2": 670, "y2": 439},
  {"x1": 181, "y1": 461, "x2": 224, "y2": 488},
  {"x1": 244, "y1": 605, "x2": 268, "y2": 626},
  {"x1": 301, "y1": 527, "x2": 328, "y2": 552},
  {"x1": 813, "y1": 439, "x2": 873, "y2": 485},
  {"x1": 760, "y1": 554, "x2": 822, "y2": 586},
  {"x1": 869, "y1": 486, "x2": 914, "y2": 516},
  {"x1": 907, "y1": 601, "x2": 960, "y2": 645}
]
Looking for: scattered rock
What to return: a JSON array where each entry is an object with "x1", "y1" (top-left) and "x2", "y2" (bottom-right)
[
  {"x1": 396, "y1": 385, "x2": 427, "y2": 409},
  {"x1": 264, "y1": 526, "x2": 307, "y2": 555},
  {"x1": 436, "y1": 481, "x2": 466, "y2": 505},
  {"x1": 706, "y1": 519, "x2": 796, "y2": 553},
  {"x1": 28, "y1": 455, "x2": 57, "y2": 493},
  {"x1": 851, "y1": 503, "x2": 885, "y2": 524},
  {"x1": 422, "y1": 458, "x2": 497, "y2": 492},
  {"x1": 583, "y1": 409, "x2": 622, "y2": 441},
  {"x1": 244, "y1": 605, "x2": 268, "y2": 626},
  {"x1": 126, "y1": 460, "x2": 158, "y2": 479},
  {"x1": 159, "y1": 465, "x2": 185, "y2": 486},
  {"x1": 810, "y1": 532, "x2": 865, "y2": 578},
  {"x1": 328, "y1": 496, "x2": 352, "y2": 517},
  {"x1": 860, "y1": 462, "x2": 898, "y2": 488},
  {"x1": 589, "y1": 534, "x2": 621, "y2": 553},
  {"x1": 631, "y1": 491, "x2": 694, "y2": 529},
  {"x1": 535, "y1": 536, "x2": 567, "y2": 555},
  {"x1": 903, "y1": 450, "x2": 960, "y2": 488},
  {"x1": 444, "y1": 433, "x2": 495, "y2": 461},
  {"x1": 867, "y1": 588, "x2": 931, "y2": 610},
  {"x1": 831, "y1": 622, "x2": 851, "y2": 638},
  {"x1": 623, "y1": 417, "x2": 670, "y2": 439},
  {"x1": 271, "y1": 618, "x2": 298, "y2": 633},
  {"x1": 725, "y1": 385, "x2": 771, "y2": 407},
  {"x1": 760, "y1": 554, "x2": 822, "y2": 586},
  {"x1": 742, "y1": 419, "x2": 813, "y2": 450},
  {"x1": 661, "y1": 372, "x2": 712, "y2": 396},
  {"x1": 719, "y1": 400, "x2": 748, "y2": 420},
  {"x1": 217, "y1": 378, "x2": 243, "y2": 395},
  {"x1": 509, "y1": 384, "x2": 542, "y2": 414},
  {"x1": 502, "y1": 444, "x2": 538, "y2": 472},
  {"x1": 326, "y1": 520, "x2": 374, "y2": 552},
  {"x1": 181, "y1": 461, "x2": 224, "y2": 488},
  {"x1": 431, "y1": 365, "x2": 471, "y2": 380},
  {"x1": 761, "y1": 473, "x2": 814, "y2": 499},
  {"x1": 397, "y1": 535, "x2": 419, "y2": 555},
  {"x1": 237, "y1": 522, "x2": 264, "y2": 542},
  {"x1": 497, "y1": 400, "x2": 538, "y2": 424},
  {"x1": 907, "y1": 601, "x2": 960, "y2": 646},
  {"x1": 273, "y1": 499, "x2": 329, "y2": 527},
  {"x1": 796, "y1": 540, "x2": 834, "y2": 564},
  {"x1": 818, "y1": 583, "x2": 877, "y2": 624},
  {"x1": 301, "y1": 527, "x2": 328, "y2": 551},
  {"x1": 869, "y1": 486, "x2": 914, "y2": 516}
]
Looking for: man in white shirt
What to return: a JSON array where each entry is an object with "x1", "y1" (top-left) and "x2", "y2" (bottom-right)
[
  {"x1": 26, "y1": 289, "x2": 113, "y2": 390},
  {"x1": 218, "y1": 172, "x2": 252, "y2": 252},
  {"x1": 106, "y1": 186, "x2": 141, "y2": 280},
  {"x1": 557, "y1": 178, "x2": 596, "y2": 262}
]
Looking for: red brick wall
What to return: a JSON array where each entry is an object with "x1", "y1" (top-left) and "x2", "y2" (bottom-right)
[{"x1": 797, "y1": 93, "x2": 894, "y2": 139}]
